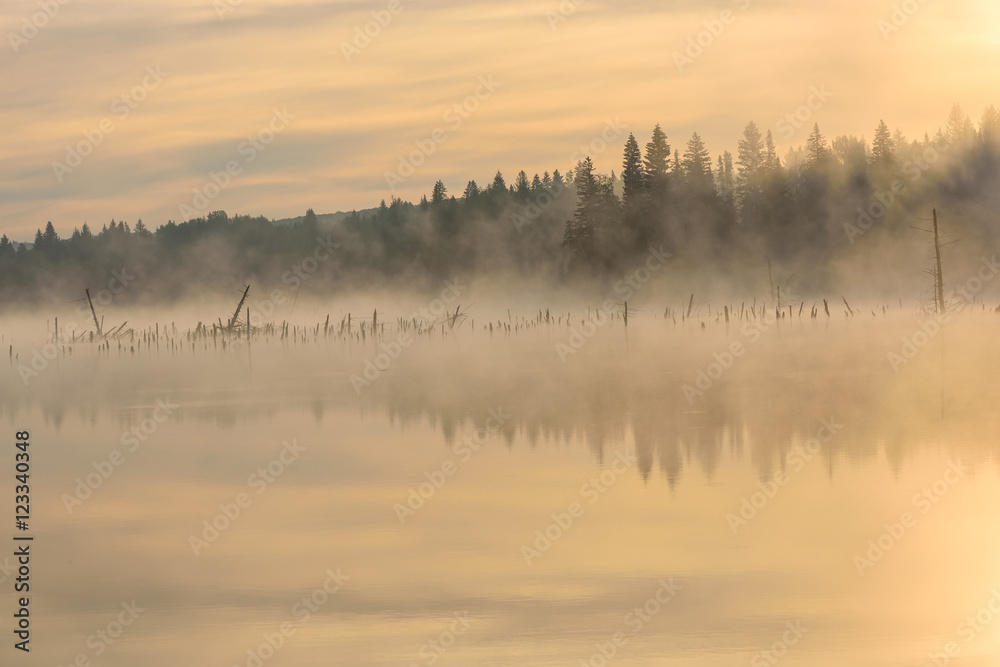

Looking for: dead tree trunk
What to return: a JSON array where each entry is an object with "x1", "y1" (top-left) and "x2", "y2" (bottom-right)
[
  {"x1": 227, "y1": 285, "x2": 250, "y2": 332},
  {"x1": 933, "y1": 208, "x2": 945, "y2": 314},
  {"x1": 86, "y1": 289, "x2": 103, "y2": 338}
]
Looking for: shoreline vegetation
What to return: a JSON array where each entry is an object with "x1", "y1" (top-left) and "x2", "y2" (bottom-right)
[{"x1": 1, "y1": 105, "x2": 998, "y2": 307}]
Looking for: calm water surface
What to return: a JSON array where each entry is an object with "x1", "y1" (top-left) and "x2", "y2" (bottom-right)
[{"x1": 4, "y1": 311, "x2": 1000, "y2": 666}]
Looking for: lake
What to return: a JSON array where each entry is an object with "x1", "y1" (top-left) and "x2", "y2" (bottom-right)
[{"x1": 4, "y1": 302, "x2": 1000, "y2": 666}]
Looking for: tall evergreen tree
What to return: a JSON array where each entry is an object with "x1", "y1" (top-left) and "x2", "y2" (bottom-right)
[
  {"x1": 737, "y1": 121, "x2": 766, "y2": 181},
  {"x1": 764, "y1": 130, "x2": 780, "y2": 171},
  {"x1": 563, "y1": 157, "x2": 599, "y2": 260},
  {"x1": 681, "y1": 133, "x2": 713, "y2": 190},
  {"x1": 946, "y1": 103, "x2": 975, "y2": 141},
  {"x1": 514, "y1": 170, "x2": 530, "y2": 201},
  {"x1": 490, "y1": 170, "x2": 507, "y2": 195},
  {"x1": 43, "y1": 221, "x2": 59, "y2": 246},
  {"x1": 643, "y1": 124, "x2": 671, "y2": 180},
  {"x1": 621, "y1": 133, "x2": 645, "y2": 212},
  {"x1": 806, "y1": 124, "x2": 829, "y2": 166},
  {"x1": 871, "y1": 120, "x2": 895, "y2": 167},
  {"x1": 979, "y1": 105, "x2": 1000, "y2": 144},
  {"x1": 715, "y1": 151, "x2": 736, "y2": 203},
  {"x1": 463, "y1": 180, "x2": 480, "y2": 200},
  {"x1": 432, "y1": 180, "x2": 448, "y2": 204}
]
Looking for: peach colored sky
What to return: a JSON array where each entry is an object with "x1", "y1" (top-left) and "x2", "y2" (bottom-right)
[{"x1": 1, "y1": 0, "x2": 998, "y2": 240}]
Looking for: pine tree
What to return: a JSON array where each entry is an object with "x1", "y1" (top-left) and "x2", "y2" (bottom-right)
[
  {"x1": 531, "y1": 173, "x2": 542, "y2": 192},
  {"x1": 43, "y1": 221, "x2": 59, "y2": 245},
  {"x1": 490, "y1": 170, "x2": 506, "y2": 195},
  {"x1": 463, "y1": 180, "x2": 480, "y2": 200},
  {"x1": 682, "y1": 133, "x2": 713, "y2": 190},
  {"x1": 563, "y1": 157, "x2": 599, "y2": 256},
  {"x1": 805, "y1": 124, "x2": 829, "y2": 166},
  {"x1": 621, "y1": 133, "x2": 645, "y2": 212},
  {"x1": 643, "y1": 124, "x2": 671, "y2": 180},
  {"x1": 432, "y1": 180, "x2": 448, "y2": 204},
  {"x1": 303, "y1": 209, "x2": 318, "y2": 228},
  {"x1": 871, "y1": 120, "x2": 895, "y2": 166},
  {"x1": 715, "y1": 152, "x2": 736, "y2": 203},
  {"x1": 979, "y1": 105, "x2": 999, "y2": 144},
  {"x1": 514, "y1": 170, "x2": 530, "y2": 200},
  {"x1": 737, "y1": 121, "x2": 765, "y2": 182},
  {"x1": 946, "y1": 103, "x2": 975, "y2": 141},
  {"x1": 764, "y1": 131, "x2": 780, "y2": 171}
]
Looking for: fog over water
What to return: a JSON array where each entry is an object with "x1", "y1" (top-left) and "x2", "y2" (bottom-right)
[
  {"x1": 4, "y1": 1, "x2": 1000, "y2": 662},
  {"x1": 4, "y1": 292, "x2": 1000, "y2": 665}
]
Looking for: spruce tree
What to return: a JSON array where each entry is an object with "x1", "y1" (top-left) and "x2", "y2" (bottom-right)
[
  {"x1": 871, "y1": 120, "x2": 895, "y2": 166},
  {"x1": 432, "y1": 180, "x2": 447, "y2": 204},
  {"x1": 644, "y1": 125, "x2": 671, "y2": 180},
  {"x1": 806, "y1": 124, "x2": 829, "y2": 165},
  {"x1": 514, "y1": 170, "x2": 530, "y2": 200},
  {"x1": 682, "y1": 133, "x2": 713, "y2": 191},
  {"x1": 621, "y1": 133, "x2": 645, "y2": 212}
]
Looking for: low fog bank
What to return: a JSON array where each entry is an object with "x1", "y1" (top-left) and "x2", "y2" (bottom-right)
[{"x1": 4, "y1": 312, "x2": 999, "y2": 488}]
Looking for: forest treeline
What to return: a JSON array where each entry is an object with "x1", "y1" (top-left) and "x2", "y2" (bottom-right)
[{"x1": 1, "y1": 103, "x2": 998, "y2": 307}]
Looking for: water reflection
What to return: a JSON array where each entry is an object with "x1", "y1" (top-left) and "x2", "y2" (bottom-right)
[{"x1": 4, "y1": 313, "x2": 1000, "y2": 666}]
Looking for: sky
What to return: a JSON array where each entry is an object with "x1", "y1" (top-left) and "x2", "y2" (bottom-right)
[{"x1": 1, "y1": 0, "x2": 998, "y2": 240}]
